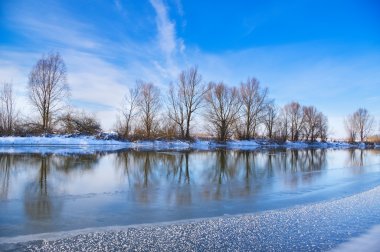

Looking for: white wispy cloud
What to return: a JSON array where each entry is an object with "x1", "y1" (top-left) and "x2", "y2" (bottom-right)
[
  {"x1": 150, "y1": 0, "x2": 177, "y2": 56},
  {"x1": 5, "y1": 1, "x2": 100, "y2": 51},
  {"x1": 149, "y1": 0, "x2": 185, "y2": 79}
]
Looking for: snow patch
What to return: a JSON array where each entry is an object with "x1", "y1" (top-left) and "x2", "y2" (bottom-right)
[
  {"x1": 0, "y1": 136, "x2": 373, "y2": 154},
  {"x1": 0, "y1": 136, "x2": 126, "y2": 146}
]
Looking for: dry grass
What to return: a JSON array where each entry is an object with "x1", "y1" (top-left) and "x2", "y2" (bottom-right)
[{"x1": 368, "y1": 135, "x2": 380, "y2": 143}]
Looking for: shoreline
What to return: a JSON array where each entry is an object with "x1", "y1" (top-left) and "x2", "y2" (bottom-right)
[{"x1": 0, "y1": 136, "x2": 377, "y2": 154}]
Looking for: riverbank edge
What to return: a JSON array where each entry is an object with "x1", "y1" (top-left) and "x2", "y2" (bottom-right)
[{"x1": 0, "y1": 136, "x2": 377, "y2": 150}]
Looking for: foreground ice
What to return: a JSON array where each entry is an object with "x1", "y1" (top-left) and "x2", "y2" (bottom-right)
[
  {"x1": 1, "y1": 184, "x2": 380, "y2": 251},
  {"x1": 330, "y1": 225, "x2": 380, "y2": 252}
]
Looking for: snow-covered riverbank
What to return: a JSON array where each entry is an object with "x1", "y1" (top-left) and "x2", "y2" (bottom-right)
[{"x1": 0, "y1": 136, "x2": 373, "y2": 154}]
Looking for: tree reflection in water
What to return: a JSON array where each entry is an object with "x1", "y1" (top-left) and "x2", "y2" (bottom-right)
[
  {"x1": 1, "y1": 149, "x2": 380, "y2": 237},
  {"x1": 23, "y1": 155, "x2": 61, "y2": 221},
  {"x1": 347, "y1": 149, "x2": 365, "y2": 173},
  {"x1": 0, "y1": 154, "x2": 40, "y2": 201},
  {"x1": 114, "y1": 149, "x2": 328, "y2": 204},
  {"x1": 22, "y1": 154, "x2": 99, "y2": 221},
  {"x1": 115, "y1": 151, "x2": 192, "y2": 205},
  {"x1": 280, "y1": 149, "x2": 327, "y2": 188},
  {"x1": 1, "y1": 149, "x2": 334, "y2": 221},
  {"x1": 0, "y1": 154, "x2": 13, "y2": 200},
  {"x1": 163, "y1": 152, "x2": 192, "y2": 205},
  {"x1": 116, "y1": 151, "x2": 159, "y2": 204}
]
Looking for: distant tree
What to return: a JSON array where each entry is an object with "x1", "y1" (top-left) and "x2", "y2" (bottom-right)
[
  {"x1": 355, "y1": 108, "x2": 374, "y2": 142},
  {"x1": 302, "y1": 106, "x2": 328, "y2": 141},
  {"x1": 137, "y1": 81, "x2": 161, "y2": 138},
  {"x1": 168, "y1": 66, "x2": 208, "y2": 139},
  {"x1": 238, "y1": 77, "x2": 269, "y2": 139},
  {"x1": 116, "y1": 85, "x2": 139, "y2": 139},
  {"x1": 28, "y1": 52, "x2": 69, "y2": 133},
  {"x1": 345, "y1": 108, "x2": 374, "y2": 142},
  {"x1": 264, "y1": 102, "x2": 277, "y2": 139},
  {"x1": 168, "y1": 83, "x2": 185, "y2": 138},
  {"x1": 284, "y1": 102, "x2": 304, "y2": 141},
  {"x1": 318, "y1": 114, "x2": 329, "y2": 141},
  {"x1": 0, "y1": 82, "x2": 18, "y2": 135},
  {"x1": 277, "y1": 108, "x2": 290, "y2": 141},
  {"x1": 204, "y1": 82, "x2": 241, "y2": 142},
  {"x1": 344, "y1": 115, "x2": 357, "y2": 143}
]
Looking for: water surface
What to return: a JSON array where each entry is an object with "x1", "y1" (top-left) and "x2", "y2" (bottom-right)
[{"x1": 1, "y1": 148, "x2": 380, "y2": 237}]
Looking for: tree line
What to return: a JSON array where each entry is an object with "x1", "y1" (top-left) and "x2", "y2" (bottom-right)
[{"x1": 1, "y1": 52, "x2": 378, "y2": 142}]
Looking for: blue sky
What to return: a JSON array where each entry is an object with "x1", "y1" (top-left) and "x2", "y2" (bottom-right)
[{"x1": 0, "y1": 0, "x2": 379, "y2": 138}]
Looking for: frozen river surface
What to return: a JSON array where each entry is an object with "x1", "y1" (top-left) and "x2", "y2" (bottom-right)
[{"x1": 1, "y1": 148, "x2": 380, "y2": 251}]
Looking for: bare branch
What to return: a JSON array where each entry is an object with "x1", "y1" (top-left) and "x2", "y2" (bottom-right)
[
  {"x1": 28, "y1": 52, "x2": 69, "y2": 133},
  {"x1": 204, "y1": 82, "x2": 241, "y2": 142}
]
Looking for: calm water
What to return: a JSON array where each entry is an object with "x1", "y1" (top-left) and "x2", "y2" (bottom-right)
[{"x1": 1, "y1": 148, "x2": 380, "y2": 237}]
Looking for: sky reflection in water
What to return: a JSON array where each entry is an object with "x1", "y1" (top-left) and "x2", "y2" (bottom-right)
[{"x1": 1, "y1": 148, "x2": 380, "y2": 236}]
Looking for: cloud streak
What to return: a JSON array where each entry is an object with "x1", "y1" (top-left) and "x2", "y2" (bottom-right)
[
  {"x1": 150, "y1": 0, "x2": 177, "y2": 56},
  {"x1": 149, "y1": 0, "x2": 185, "y2": 79}
]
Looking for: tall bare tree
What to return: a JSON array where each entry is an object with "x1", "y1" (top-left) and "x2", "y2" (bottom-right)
[
  {"x1": 264, "y1": 102, "x2": 277, "y2": 139},
  {"x1": 355, "y1": 108, "x2": 374, "y2": 142},
  {"x1": 168, "y1": 83, "x2": 185, "y2": 138},
  {"x1": 284, "y1": 101, "x2": 304, "y2": 141},
  {"x1": 117, "y1": 85, "x2": 140, "y2": 139},
  {"x1": 168, "y1": 66, "x2": 207, "y2": 139},
  {"x1": 318, "y1": 113, "x2": 329, "y2": 141},
  {"x1": 137, "y1": 81, "x2": 161, "y2": 138},
  {"x1": 0, "y1": 82, "x2": 17, "y2": 135},
  {"x1": 28, "y1": 52, "x2": 69, "y2": 133},
  {"x1": 302, "y1": 106, "x2": 328, "y2": 141},
  {"x1": 344, "y1": 116, "x2": 357, "y2": 142},
  {"x1": 238, "y1": 77, "x2": 269, "y2": 139},
  {"x1": 204, "y1": 82, "x2": 241, "y2": 142},
  {"x1": 345, "y1": 108, "x2": 374, "y2": 142},
  {"x1": 277, "y1": 108, "x2": 290, "y2": 141}
]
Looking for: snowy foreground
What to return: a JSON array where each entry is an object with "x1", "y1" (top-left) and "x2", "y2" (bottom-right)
[
  {"x1": 1, "y1": 184, "x2": 380, "y2": 251},
  {"x1": 0, "y1": 136, "x2": 371, "y2": 154}
]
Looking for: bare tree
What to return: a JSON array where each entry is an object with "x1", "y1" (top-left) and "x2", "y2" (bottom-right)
[
  {"x1": 116, "y1": 85, "x2": 140, "y2": 139},
  {"x1": 355, "y1": 108, "x2": 374, "y2": 142},
  {"x1": 204, "y1": 82, "x2": 241, "y2": 142},
  {"x1": 276, "y1": 108, "x2": 290, "y2": 141},
  {"x1": 0, "y1": 82, "x2": 18, "y2": 135},
  {"x1": 168, "y1": 83, "x2": 185, "y2": 138},
  {"x1": 345, "y1": 108, "x2": 374, "y2": 142},
  {"x1": 302, "y1": 106, "x2": 328, "y2": 141},
  {"x1": 318, "y1": 114, "x2": 329, "y2": 141},
  {"x1": 284, "y1": 101, "x2": 304, "y2": 141},
  {"x1": 168, "y1": 66, "x2": 207, "y2": 139},
  {"x1": 238, "y1": 77, "x2": 269, "y2": 139},
  {"x1": 344, "y1": 116, "x2": 357, "y2": 143},
  {"x1": 137, "y1": 81, "x2": 161, "y2": 139},
  {"x1": 28, "y1": 52, "x2": 69, "y2": 133},
  {"x1": 264, "y1": 102, "x2": 277, "y2": 139}
]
